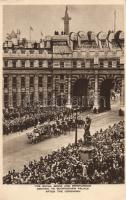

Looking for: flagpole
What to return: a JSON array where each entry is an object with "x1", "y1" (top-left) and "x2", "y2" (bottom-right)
[
  {"x1": 41, "y1": 32, "x2": 43, "y2": 40},
  {"x1": 114, "y1": 10, "x2": 116, "y2": 33},
  {"x1": 29, "y1": 28, "x2": 31, "y2": 41}
]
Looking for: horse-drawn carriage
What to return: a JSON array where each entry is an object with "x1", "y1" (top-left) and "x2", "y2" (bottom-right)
[
  {"x1": 26, "y1": 124, "x2": 51, "y2": 144},
  {"x1": 26, "y1": 116, "x2": 85, "y2": 144}
]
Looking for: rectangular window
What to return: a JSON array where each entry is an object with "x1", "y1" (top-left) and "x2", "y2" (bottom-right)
[
  {"x1": 73, "y1": 61, "x2": 77, "y2": 68},
  {"x1": 108, "y1": 61, "x2": 112, "y2": 68},
  {"x1": 60, "y1": 61, "x2": 64, "y2": 68},
  {"x1": 81, "y1": 61, "x2": 85, "y2": 68},
  {"x1": 30, "y1": 93, "x2": 34, "y2": 105},
  {"x1": 100, "y1": 60, "x2": 104, "y2": 68},
  {"x1": 12, "y1": 77, "x2": 17, "y2": 88},
  {"x1": 4, "y1": 77, "x2": 8, "y2": 88},
  {"x1": 13, "y1": 50, "x2": 16, "y2": 54},
  {"x1": 39, "y1": 92, "x2": 43, "y2": 104},
  {"x1": 13, "y1": 93, "x2": 17, "y2": 107},
  {"x1": 30, "y1": 50, "x2": 34, "y2": 54},
  {"x1": 21, "y1": 77, "x2": 25, "y2": 88},
  {"x1": 30, "y1": 77, "x2": 34, "y2": 87},
  {"x1": 48, "y1": 61, "x2": 52, "y2": 69},
  {"x1": 21, "y1": 50, "x2": 25, "y2": 54},
  {"x1": 4, "y1": 49, "x2": 8, "y2": 53},
  {"x1": 4, "y1": 61, "x2": 8, "y2": 68},
  {"x1": 104, "y1": 60, "x2": 108, "y2": 68},
  {"x1": 112, "y1": 60, "x2": 117, "y2": 68},
  {"x1": 39, "y1": 60, "x2": 43, "y2": 68},
  {"x1": 60, "y1": 83, "x2": 64, "y2": 93},
  {"x1": 30, "y1": 61, "x2": 34, "y2": 68},
  {"x1": 60, "y1": 75, "x2": 64, "y2": 80},
  {"x1": 117, "y1": 60, "x2": 120, "y2": 68},
  {"x1": 90, "y1": 59, "x2": 94, "y2": 67},
  {"x1": 4, "y1": 94, "x2": 8, "y2": 108},
  {"x1": 47, "y1": 92, "x2": 51, "y2": 105},
  {"x1": 21, "y1": 93, "x2": 25, "y2": 106},
  {"x1": 22, "y1": 61, "x2": 25, "y2": 68},
  {"x1": 13, "y1": 60, "x2": 16, "y2": 68},
  {"x1": 85, "y1": 60, "x2": 90, "y2": 68},
  {"x1": 47, "y1": 76, "x2": 52, "y2": 88},
  {"x1": 39, "y1": 50, "x2": 43, "y2": 54},
  {"x1": 38, "y1": 77, "x2": 43, "y2": 87}
]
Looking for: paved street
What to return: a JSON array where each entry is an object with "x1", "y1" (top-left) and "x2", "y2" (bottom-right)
[{"x1": 3, "y1": 101, "x2": 123, "y2": 175}]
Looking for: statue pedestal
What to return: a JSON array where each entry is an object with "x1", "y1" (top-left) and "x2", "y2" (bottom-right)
[{"x1": 79, "y1": 146, "x2": 94, "y2": 162}]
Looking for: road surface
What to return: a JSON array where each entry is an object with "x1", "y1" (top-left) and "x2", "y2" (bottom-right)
[{"x1": 3, "y1": 104, "x2": 123, "y2": 175}]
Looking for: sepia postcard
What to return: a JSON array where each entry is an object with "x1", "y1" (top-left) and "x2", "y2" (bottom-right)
[{"x1": 0, "y1": 0, "x2": 126, "y2": 200}]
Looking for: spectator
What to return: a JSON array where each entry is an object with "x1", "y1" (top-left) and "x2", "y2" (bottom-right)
[{"x1": 3, "y1": 121, "x2": 124, "y2": 184}]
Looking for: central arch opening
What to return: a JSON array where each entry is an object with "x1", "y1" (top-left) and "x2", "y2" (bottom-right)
[
  {"x1": 72, "y1": 79, "x2": 89, "y2": 108},
  {"x1": 100, "y1": 79, "x2": 114, "y2": 111}
]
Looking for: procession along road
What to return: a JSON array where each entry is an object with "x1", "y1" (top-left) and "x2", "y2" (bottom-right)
[{"x1": 3, "y1": 109, "x2": 123, "y2": 175}]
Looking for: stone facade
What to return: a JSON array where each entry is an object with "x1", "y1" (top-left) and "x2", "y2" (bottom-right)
[{"x1": 3, "y1": 8, "x2": 124, "y2": 112}]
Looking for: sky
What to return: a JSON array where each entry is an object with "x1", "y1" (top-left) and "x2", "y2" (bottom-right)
[{"x1": 3, "y1": 5, "x2": 124, "y2": 41}]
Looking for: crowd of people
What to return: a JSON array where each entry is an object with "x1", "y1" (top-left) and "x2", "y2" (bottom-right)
[
  {"x1": 3, "y1": 106, "x2": 75, "y2": 135},
  {"x1": 3, "y1": 120, "x2": 124, "y2": 184}
]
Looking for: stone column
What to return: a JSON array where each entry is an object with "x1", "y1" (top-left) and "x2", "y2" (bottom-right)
[
  {"x1": 93, "y1": 74, "x2": 99, "y2": 113},
  {"x1": 34, "y1": 75, "x2": 39, "y2": 103},
  {"x1": 66, "y1": 76, "x2": 72, "y2": 108},
  {"x1": 120, "y1": 77, "x2": 124, "y2": 114},
  {"x1": 25, "y1": 75, "x2": 30, "y2": 105},
  {"x1": 43, "y1": 75, "x2": 47, "y2": 106},
  {"x1": 17, "y1": 75, "x2": 21, "y2": 107},
  {"x1": 8, "y1": 75, "x2": 13, "y2": 108}
]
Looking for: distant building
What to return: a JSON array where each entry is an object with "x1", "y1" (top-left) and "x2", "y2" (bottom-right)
[{"x1": 3, "y1": 6, "x2": 124, "y2": 112}]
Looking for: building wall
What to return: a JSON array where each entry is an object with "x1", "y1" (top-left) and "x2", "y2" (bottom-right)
[{"x1": 3, "y1": 34, "x2": 124, "y2": 108}]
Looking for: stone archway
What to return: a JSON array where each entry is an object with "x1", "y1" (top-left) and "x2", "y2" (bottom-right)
[
  {"x1": 72, "y1": 78, "x2": 89, "y2": 108},
  {"x1": 99, "y1": 79, "x2": 115, "y2": 111}
]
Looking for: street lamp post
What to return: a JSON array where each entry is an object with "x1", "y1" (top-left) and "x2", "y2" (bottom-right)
[
  {"x1": 73, "y1": 107, "x2": 79, "y2": 145},
  {"x1": 75, "y1": 108, "x2": 78, "y2": 145}
]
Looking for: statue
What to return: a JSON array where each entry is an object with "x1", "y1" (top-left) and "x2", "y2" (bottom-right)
[
  {"x1": 79, "y1": 115, "x2": 94, "y2": 162},
  {"x1": 83, "y1": 115, "x2": 92, "y2": 146}
]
